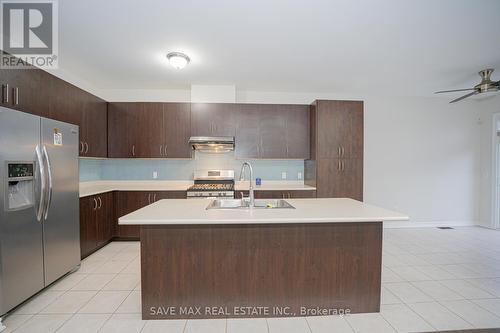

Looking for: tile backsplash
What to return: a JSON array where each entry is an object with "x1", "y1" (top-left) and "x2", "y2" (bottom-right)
[{"x1": 80, "y1": 152, "x2": 304, "y2": 182}]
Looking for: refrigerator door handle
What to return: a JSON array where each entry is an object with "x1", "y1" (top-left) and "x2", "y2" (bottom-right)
[
  {"x1": 42, "y1": 145, "x2": 53, "y2": 220},
  {"x1": 35, "y1": 145, "x2": 46, "y2": 222}
]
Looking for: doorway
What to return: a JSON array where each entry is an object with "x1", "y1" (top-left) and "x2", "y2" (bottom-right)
[{"x1": 492, "y1": 113, "x2": 500, "y2": 229}]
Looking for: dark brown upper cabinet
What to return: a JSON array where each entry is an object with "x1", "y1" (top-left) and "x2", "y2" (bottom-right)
[
  {"x1": 235, "y1": 104, "x2": 310, "y2": 159},
  {"x1": 81, "y1": 95, "x2": 108, "y2": 158},
  {"x1": 235, "y1": 104, "x2": 262, "y2": 158},
  {"x1": 191, "y1": 103, "x2": 237, "y2": 137},
  {"x1": 108, "y1": 103, "x2": 141, "y2": 158},
  {"x1": 286, "y1": 105, "x2": 310, "y2": 159},
  {"x1": 259, "y1": 106, "x2": 288, "y2": 158},
  {"x1": 162, "y1": 103, "x2": 191, "y2": 158},
  {"x1": 316, "y1": 100, "x2": 363, "y2": 159},
  {"x1": 136, "y1": 103, "x2": 164, "y2": 158},
  {"x1": 0, "y1": 66, "x2": 49, "y2": 117},
  {"x1": 47, "y1": 72, "x2": 107, "y2": 158},
  {"x1": 305, "y1": 100, "x2": 364, "y2": 201},
  {"x1": 108, "y1": 102, "x2": 191, "y2": 158},
  {"x1": 48, "y1": 75, "x2": 83, "y2": 127},
  {"x1": 1, "y1": 58, "x2": 107, "y2": 158}
]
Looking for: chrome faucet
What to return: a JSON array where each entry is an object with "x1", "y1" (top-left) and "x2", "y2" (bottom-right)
[{"x1": 239, "y1": 162, "x2": 255, "y2": 207}]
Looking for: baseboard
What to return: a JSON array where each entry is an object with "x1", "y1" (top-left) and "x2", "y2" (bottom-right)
[{"x1": 383, "y1": 220, "x2": 477, "y2": 229}]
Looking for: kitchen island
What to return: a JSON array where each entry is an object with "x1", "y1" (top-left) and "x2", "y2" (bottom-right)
[{"x1": 119, "y1": 198, "x2": 408, "y2": 320}]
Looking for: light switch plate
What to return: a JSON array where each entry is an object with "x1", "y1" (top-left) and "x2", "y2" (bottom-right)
[
  {"x1": 281, "y1": 172, "x2": 287, "y2": 180},
  {"x1": 152, "y1": 171, "x2": 158, "y2": 179},
  {"x1": 297, "y1": 172, "x2": 302, "y2": 180}
]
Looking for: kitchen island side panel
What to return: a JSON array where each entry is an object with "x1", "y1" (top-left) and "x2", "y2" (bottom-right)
[{"x1": 140, "y1": 222, "x2": 382, "y2": 319}]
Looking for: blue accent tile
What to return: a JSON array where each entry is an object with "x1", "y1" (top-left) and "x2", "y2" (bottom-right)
[
  {"x1": 79, "y1": 159, "x2": 102, "y2": 181},
  {"x1": 80, "y1": 153, "x2": 304, "y2": 181}
]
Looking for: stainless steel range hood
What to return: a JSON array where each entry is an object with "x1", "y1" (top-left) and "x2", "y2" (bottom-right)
[{"x1": 189, "y1": 136, "x2": 235, "y2": 152}]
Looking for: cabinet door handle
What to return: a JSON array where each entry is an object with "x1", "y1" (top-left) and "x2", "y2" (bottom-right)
[
  {"x1": 93, "y1": 198, "x2": 98, "y2": 210},
  {"x1": 338, "y1": 160, "x2": 341, "y2": 171},
  {"x1": 148, "y1": 193, "x2": 151, "y2": 204},
  {"x1": 13, "y1": 87, "x2": 19, "y2": 105},
  {"x1": 160, "y1": 145, "x2": 163, "y2": 156},
  {"x1": 132, "y1": 145, "x2": 135, "y2": 156},
  {"x1": 164, "y1": 145, "x2": 168, "y2": 157},
  {"x1": 338, "y1": 146, "x2": 341, "y2": 157},
  {"x1": 79, "y1": 141, "x2": 84, "y2": 153},
  {"x1": 2, "y1": 84, "x2": 9, "y2": 103},
  {"x1": 153, "y1": 193, "x2": 157, "y2": 202},
  {"x1": 84, "y1": 142, "x2": 89, "y2": 154},
  {"x1": 97, "y1": 196, "x2": 102, "y2": 209}
]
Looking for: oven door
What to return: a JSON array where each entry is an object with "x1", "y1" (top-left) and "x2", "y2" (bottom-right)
[{"x1": 186, "y1": 191, "x2": 234, "y2": 199}]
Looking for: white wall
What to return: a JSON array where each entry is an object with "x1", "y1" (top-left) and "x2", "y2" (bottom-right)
[
  {"x1": 191, "y1": 85, "x2": 236, "y2": 103},
  {"x1": 478, "y1": 96, "x2": 500, "y2": 228},
  {"x1": 364, "y1": 97, "x2": 481, "y2": 226}
]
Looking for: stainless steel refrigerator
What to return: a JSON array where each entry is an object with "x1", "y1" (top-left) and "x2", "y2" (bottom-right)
[{"x1": 0, "y1": 107, "x2": 80, "y2": 318}]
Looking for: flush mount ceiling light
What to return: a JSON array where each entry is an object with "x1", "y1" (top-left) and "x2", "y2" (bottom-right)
[{"x1": 166, "y1": 52, "x2": 190, "y2": 69}]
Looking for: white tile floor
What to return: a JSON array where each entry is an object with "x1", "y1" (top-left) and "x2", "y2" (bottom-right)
[{"x1": 2, "y1": 226, "x2": 500, "y2": 333}]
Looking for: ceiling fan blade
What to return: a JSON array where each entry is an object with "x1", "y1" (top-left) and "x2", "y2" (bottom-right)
[
  {"x1": 449, "y1": 91, "x2": 477, "y2": 103},
  {"x1": 434, "y1": 88, "x2": 476, "y2": 94}
]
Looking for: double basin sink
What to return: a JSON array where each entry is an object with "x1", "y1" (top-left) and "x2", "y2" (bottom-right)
[{"x1": 206, "y1": 199, "x2": 295, "y2": 210}]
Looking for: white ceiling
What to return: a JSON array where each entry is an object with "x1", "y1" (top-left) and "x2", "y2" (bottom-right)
[{"x1": 58, "y1": 0, "x2": 500, "y2": 97}]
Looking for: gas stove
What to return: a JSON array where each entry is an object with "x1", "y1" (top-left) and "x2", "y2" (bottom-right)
[{"x1": 187, "y1": 170, "x2": 235, "y2": 199}]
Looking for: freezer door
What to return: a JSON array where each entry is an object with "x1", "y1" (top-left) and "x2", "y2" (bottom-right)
[
  {"x1": 41, "y1": 118, "x2": 80, "y2": 285},
  {"x1": 0, "y1": 107, "x2": 44, "y2": 316}
]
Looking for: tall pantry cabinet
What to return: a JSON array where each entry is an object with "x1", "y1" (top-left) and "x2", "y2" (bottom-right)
[{"x1": 305, "y1": 100, "x2": 364, "y2": 200}]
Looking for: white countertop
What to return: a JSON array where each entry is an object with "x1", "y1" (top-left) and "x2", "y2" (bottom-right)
[
  {"x1": 118, "y1": 198, "x2": 409, "y2": 225},
  {"x1": 235, "y1": 181, "x2": 316, "y2": 192},
  {"x1": 79, "y1": 181, "x2": 193, "y2": 197},
  {"x1": 79, "y1": 180, "x2": 316, "y2": 198}
]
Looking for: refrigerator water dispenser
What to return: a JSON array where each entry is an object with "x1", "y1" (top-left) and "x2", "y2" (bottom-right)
[{"x1": 6, "y1": 162, "x2": 34, "y2": 211}]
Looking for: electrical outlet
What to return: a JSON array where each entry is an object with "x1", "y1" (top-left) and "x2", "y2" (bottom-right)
[
  {"x1": 297, "y1": 172, "x2": 302, "y2": 180},
  {"x1": 152, "y1": 171, "x2": 158, "y2": 179},
  {"x1": 281, "y1": 172, "x2": 287, "y2": 180}
]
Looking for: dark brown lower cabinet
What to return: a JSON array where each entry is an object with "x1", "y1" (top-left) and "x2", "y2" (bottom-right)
[
  {"x1": 140, "y1": 221, "x2": 382, "y2": 319},
  {"x1": 114, "y1": 191, "x2": 187, "y2": 239},
  {"x1": 316, "y1": 158, "x2": 363, "y2": 200},
  {"x1": 80, "y1": 195, "x2": 98, "y2": 258},
  {"x1": 114, "y1": 191, "x2": 149, "y2": 239},
  {"x1": 97, "y1": 192, "x2": 114, "y2": 247},
  {"x1": 236, "y1": 190, "x2": 316, "y2": 199},
  {"x1": 80, "y1": 192, "x2": 114, "y2": 259}
]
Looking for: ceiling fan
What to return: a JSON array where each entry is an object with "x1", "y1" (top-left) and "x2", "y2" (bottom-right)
[{"x1": 435, "y1": 68, "x2": 499, "y2": 103}]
